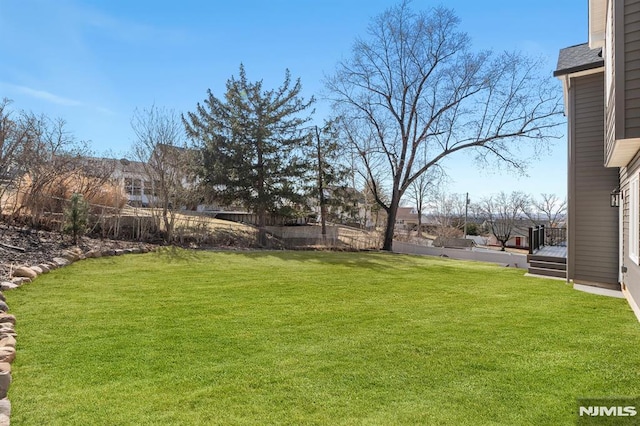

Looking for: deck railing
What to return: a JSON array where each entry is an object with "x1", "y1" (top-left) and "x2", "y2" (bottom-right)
[
  {"x1": 528, "y1": 225, "x2": 567, "y2": 254},
  {"x1": 546, "y1": 227, "x2": 567, "y2": 246},
  {"x1": 529, "y1": 225, "x2": 544, "y2": 254}
]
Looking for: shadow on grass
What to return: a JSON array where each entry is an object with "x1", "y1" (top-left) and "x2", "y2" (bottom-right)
[
  {"x1": 149, "y1": 246, "x2": 460, "y2": 272},
  {"x1": 205, "y1": 249, "x2": 426, "y2": 271},
  {"x1": 154, "y1": 246, "x2": 207, "y2": 263}
]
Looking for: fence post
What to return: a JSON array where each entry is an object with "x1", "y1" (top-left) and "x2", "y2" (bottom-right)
[{"x1": 528, "y1": 227, "x2": 534, "y2": 254}]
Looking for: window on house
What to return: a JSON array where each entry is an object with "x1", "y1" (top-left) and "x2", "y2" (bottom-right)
[
  {"x1": 124, "y1": 178, "x2": 133, "y2": 195},
  {"x1": 143, "y1": 180, "x2": 152, "y2": 196},
  {"x1": 132, "y1": 179, "x2": 142, "y2": 196},
  {"x1": 630, "y1": 175, "x2": 639, "y2": 265}
]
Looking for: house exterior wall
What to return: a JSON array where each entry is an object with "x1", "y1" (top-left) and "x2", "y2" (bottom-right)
[
  {"x1": 621, "y1": 0, "x2": 640, "y2": 310},
  {"x1": 568, "y1": 72, "x2": 620, "y2": 286},
  {"x1": 394, "y1": 207, "x2": 430, "y2": 231},
  {"x1": 606, "y1": 82, "x2": 617, "y2": 161},
  {"x1": 486, "y1": 234, "x2": 528, "y2": 249},
  {"x1": 605, "y1": 0, "x2": 617, "y2": 158},
  {"x1": 620, "y1": 133, "x2": 640, "y2": 305},
  {"x1": 605, "y1": 0, "x2": 618, "y2": 159},
  {"x1": 604, "y1": 0, "x2": 640, "y2": 165},
  {"x1": 624, "y1": 0, "x2": 640, "y2": 138},
  {"x1": 110, "y1": 162, "x2": 154, "y2": 207}
]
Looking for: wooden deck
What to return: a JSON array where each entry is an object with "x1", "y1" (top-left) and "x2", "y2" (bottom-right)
[
  {"x1": 527, "y1": 245, "x2": 567, "y2": 279},
  {"x1": 533, "y1": 245, "x2": 567, "y2": 259}
]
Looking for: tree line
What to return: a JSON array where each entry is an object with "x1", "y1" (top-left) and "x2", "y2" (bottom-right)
[
  {"x1": 407, "y1": 190, "x2": 566, "y2": 251},
  {"x1": 1, "y1": 1, "x2": 563, "y2": 250}
]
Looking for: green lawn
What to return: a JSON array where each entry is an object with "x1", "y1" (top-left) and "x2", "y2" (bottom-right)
[{"x1": 7, "y1": 249, "x2": 640, "y2": 425}]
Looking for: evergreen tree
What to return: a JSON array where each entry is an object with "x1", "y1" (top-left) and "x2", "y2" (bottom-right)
[
  {"x1": 183, "y1": 65, "x2": 314, "y2": 239},
  {"x1": 63, "y1": 193, "x2": 89, "y2": 245}
]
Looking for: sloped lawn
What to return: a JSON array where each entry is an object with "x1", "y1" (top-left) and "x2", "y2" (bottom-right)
[{"x1": 7, "y1": 249, "x2": 640, "y2": 425}]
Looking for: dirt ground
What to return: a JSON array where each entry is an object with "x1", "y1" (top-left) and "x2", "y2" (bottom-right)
[{"x1": 0, "y1": 224, "x2": 152, "y2": 281}]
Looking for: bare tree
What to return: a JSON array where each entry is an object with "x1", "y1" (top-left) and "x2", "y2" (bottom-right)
[
  {"x1": 0, "y1": 98, "x2": 28, "y2": 209},
  {"x1": 406, "y1": 166, "x2": 444, "y2": 237},
  {"x1": 362, "y1": 176, "x2": 389, "y2": 230},
  {"x1": 327, "y1": 2, "x2": 562, "y2": 251},
  {"x1": 480, "y1": 191, "x2": 529, "y2": 251},
  {"x1": 428, "y1": 191, "x2": 467, "y2": 239},
  {"x1": 131, "y1": 105, "x2": 199, "y2": 242},
  {"x1": 71, "y1": 157, "x2": 119, "y2": 209},
  {"x1": 526, "y1": 193, "x2": 567, "y2": 227},
  {"x1": 308, "y1": 121, "x2": 356, "y2": 236},
  {"x1": 11, "y1": 112, "x2": 90, "y2": 225},
  {"x1": 0, "y1": 100, "x2": 122, "y2": 234}
]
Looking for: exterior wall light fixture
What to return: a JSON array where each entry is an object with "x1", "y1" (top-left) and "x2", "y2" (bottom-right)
[{"x1": 611, "y1": 187, "x2": 621, "y2": 207}]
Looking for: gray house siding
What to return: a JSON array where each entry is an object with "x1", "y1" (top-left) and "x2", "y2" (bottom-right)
[
  {"x1": 624, "y1": 0, "x2": 640, "y2": 138},
  {"x1": 606, "y1": 0, "x2": 640, "y2": 154},
  {"x1": 557, "y1": 0, "x2": 640, "y2": 320},
  {"x1": 620, "y1": 145, "x2": 640, "y2": 305},
  {"x1": 569, "y1": 73, "x2": 620, "y2": 286},
  {"x1": 621, "y1": 0, "x2": 640, "y2": 309},
  {"x1": 606, "y1": 97, "x2": 616, "y2": 161},
  {"x1": 606, "y1": 0, "x2": 620, "y2": 158}
]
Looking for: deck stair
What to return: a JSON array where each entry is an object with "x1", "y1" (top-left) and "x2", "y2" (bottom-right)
[
  {"x1": 527, "y1": 253, "x2": 567, "y2": 278},
  {"x1": 527, "y1": 227, "x2": 568, "y2": 279}
]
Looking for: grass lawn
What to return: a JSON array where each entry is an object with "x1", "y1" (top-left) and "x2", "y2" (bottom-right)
[{"x1": 7, "y1": 249, "x2": 640, "y2": 425}]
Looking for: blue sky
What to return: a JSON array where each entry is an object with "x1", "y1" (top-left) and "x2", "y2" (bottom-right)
[{"x1": 0, "y1": 0, "x2": 587, "y2": 200}]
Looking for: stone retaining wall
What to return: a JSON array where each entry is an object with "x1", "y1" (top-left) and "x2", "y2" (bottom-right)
[{"x1": 0, "y1": 244, "x2": 153, "y2": 425}]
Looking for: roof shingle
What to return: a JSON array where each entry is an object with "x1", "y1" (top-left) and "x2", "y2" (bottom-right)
[{"x1": 554, "y1": 43, "x2": 603, "y2": 77}]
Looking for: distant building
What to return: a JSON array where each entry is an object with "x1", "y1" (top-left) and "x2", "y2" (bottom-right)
[
  {"x1": 485, "y1": 227, "x2": 529, "y2": 249},
  {"x1": 395, "y1": 206, "x2": 432, "y2": 231}
]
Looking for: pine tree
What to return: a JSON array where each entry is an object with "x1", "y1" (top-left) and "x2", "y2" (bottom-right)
[
  {"x1": 183, "y1": 65, "x2": 314, "y2": 242},
  {"x1": 64, "y1": 193, "x2": 89, "y2": 245}
]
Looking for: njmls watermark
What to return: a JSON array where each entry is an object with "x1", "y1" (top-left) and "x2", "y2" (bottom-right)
[{"x1": 577, "y1": 398, "x2": 640, "y2": 425}]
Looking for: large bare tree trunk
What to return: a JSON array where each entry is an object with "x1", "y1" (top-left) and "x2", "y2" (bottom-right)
[
  {"x1": 382, "y1": 190, "x2": 401, "y2": 251},
  {"x1": 382, "y1": 206, "x2": 397, "y2": 251}
]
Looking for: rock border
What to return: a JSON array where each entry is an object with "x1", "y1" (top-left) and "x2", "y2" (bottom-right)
[{"x1": 0, "y1": 244, "x2": 154, "y2": 426}]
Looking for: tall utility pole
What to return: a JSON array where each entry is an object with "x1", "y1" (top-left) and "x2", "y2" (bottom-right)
[
  {"x1": 463, "y1": 192, "x2": 469, "y2": 239},
  {"x1": 315, "y1": 126, "x2": 327, "y2": 242}
]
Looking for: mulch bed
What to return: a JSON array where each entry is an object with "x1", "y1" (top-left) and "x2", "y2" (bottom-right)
[{"x1": 0, "y1": 224, "x2": 153, "y2": 281}]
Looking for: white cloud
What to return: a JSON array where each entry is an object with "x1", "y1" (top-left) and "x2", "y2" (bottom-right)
[
  {"x1": 1, "y1": 83, "x2": 83, "y2": 107},
  {"x1": 0, "y1": 82, "x2": 115, "y2": 116}
]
